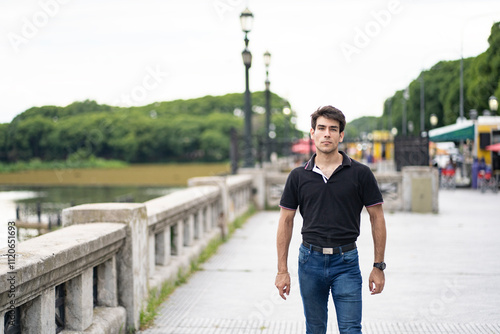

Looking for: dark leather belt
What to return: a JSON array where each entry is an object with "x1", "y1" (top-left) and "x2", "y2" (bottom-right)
[{"x1": 302, "y1": 241, "x2": 356, "y2": 255}]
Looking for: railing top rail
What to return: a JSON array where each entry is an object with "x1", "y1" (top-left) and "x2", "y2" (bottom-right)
[
  {"x1": 188, "y1": 175, "x2": 253, "y2": 190},
  {"x1": 145, "y1": 185, "x2": 220, "y2": 226},
  {"x1": 63, "y1": 202, "x2": 146, "y2": 227},
  {"x1": 374, "y1": 172, "x2": 403, "y2": 181},
  {"x1": 226, "y1": 174, "x2": 253, "y2": 189}
]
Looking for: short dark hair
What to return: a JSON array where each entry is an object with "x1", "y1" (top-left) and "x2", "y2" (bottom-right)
[{"x1": 310, "y1": 106, "x2": 346, "y2": 133}]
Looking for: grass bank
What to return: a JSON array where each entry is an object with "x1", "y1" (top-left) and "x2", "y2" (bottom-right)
[
  {"x1": 0, "y1": 158, "x2": 127, "y2": 173},
  {"x1": 0, "y1": 163, "x2": 231, "y2": 187}
]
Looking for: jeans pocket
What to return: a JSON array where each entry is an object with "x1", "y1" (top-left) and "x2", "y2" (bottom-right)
[
  {"x1": 298, "y1": 244, "x2": 310, "y2": 264},
  {"x1": 341, "y1": 248, "x2": 359, "y2": 264}
]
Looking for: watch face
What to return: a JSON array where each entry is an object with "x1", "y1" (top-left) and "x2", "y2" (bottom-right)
[{"x1": 375, "y1": 262, "x2": 386, "y2": 270}]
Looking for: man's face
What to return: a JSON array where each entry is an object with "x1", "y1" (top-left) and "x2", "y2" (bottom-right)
[{"x1": 310, "y1": 116, "x2": 344, "y2": 154}]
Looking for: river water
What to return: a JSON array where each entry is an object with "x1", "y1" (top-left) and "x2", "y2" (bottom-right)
[{"x1": 0, "y1": 185, "x2": 178, "y2": 249}]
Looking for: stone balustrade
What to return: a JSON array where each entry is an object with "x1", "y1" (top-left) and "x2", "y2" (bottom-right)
[
  {"x1": 0, "y1": 222, "x2": 127, "y2": 334},
  {"x1": 0, "y1": 174, "x2": 254, "y2": 333}
]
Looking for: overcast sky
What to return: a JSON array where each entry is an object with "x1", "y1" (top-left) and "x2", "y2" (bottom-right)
[{"x1": 2, "y1": 0, "x2": 500, "y2": 131}]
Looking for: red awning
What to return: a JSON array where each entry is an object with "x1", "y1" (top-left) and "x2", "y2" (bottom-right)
[
  {"x1": 485, "y1": 142, "x2": 500, "y2": 152},
  {"x1": 291, "y1": 139, "x2": 315, "y2": 154}
]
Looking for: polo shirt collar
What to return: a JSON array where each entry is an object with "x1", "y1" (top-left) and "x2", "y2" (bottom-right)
[{"x1": 304, "y1": 151, "x2": 352, "y2": 171}]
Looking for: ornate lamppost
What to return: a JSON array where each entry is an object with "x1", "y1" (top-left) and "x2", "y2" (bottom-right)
[
  {"x1": 283, "y1": 107, "x2": 291, "y2": 157},
  {"x1": 264, "y1": 50, "x2": 271, "y2": 162},
  {"x1": 240, "y1": 8, "x2": 254, "y2": 167},
  {"x1": 402, "y1": 87, "x2": 409, "y2": 136}
]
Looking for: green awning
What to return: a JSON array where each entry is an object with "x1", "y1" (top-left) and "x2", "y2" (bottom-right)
[{"x1": 429, "y1": 121, "x2": 475, "y2": 142}]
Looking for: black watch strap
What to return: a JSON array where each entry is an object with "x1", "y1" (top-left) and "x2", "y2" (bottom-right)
[{"x1": 373, "y1": 262, "x2": 386, "y2": 271}]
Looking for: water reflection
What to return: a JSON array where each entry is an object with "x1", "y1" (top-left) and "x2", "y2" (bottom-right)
[{"x1": 0, "y1": 185, "x2": 179, "y2": 247}]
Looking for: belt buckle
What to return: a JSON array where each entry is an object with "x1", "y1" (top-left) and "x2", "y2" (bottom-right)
[{"x1": 323, "y1": 248, "x2": 333, "y2": 255}]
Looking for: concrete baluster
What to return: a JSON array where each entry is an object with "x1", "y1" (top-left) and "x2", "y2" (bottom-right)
[
  {"x1": 174, "y1": 219, "x2": 183, "y2": 256},
  {"x1": 202, "y1": 206, "x2": 209, "y2": 234},
  {"x1": 186, "y1": 215, "x2": 195, "y2": 246},
  {"x1": 20, "y1": 288, "x2": 55, "y2": 334},
  {"x1": 197, "y1": 210, "x2": 204, "y2": 237},
  {"x1": 148, "y1": 232, "x2": 156, "y2": 278},
  {"x1": 65, "y1": 267, "x2": 93, "y2": 331},
  {"x1": 155, "y1": 227, "x2": 171, "y2": 266},
  {"x1": 97, "y1": 256, "x2": 118, "y2": 307}
]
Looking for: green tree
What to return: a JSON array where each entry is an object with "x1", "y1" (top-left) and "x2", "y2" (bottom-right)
[
  {"x1": 0, "y1": 123, "x2": 8, "y2": 161},
  {"x1": 375, "y1": 21, "x2": 500, "y2": 139},
  {"x1": 3, "y1": 92, "x2": 298, "y2": 163},
  {"x1": 200, "y1": 129, "x2": 228, "y2": 161},
  {"x1": 7, "y1": 116, "x2": 55, "y2": 161}
]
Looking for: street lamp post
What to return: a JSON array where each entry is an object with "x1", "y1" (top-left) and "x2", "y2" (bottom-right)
[
  {"x1": 387, "y1": 98, "x2": 393, "y2": 132},
  {"x1": 283, "y1": 107, "x2": 291, "y2": 157},
  {"x1": 402, "y1": 87, "x2": 409, "y2": 136},
  {"x1": 459, "y1": 56, "x2": 465, "y2": 121},
  {"x1": 240, "y1": 8, "x2": 254, "y2": 167},
  {"x1": 264, "y1": 51, "x2": 271, "y2": 162},
  {"x1": 420, "y1": 73, "x2": 425, "y2": 134}
]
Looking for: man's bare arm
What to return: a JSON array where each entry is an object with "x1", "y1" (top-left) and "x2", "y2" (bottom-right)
[
  {"x1": 275, "y1": 207, "x2": 296, "y2": 300},
  {"x1": 366, "y1": 204, "x2": 386, "y2": 295}
]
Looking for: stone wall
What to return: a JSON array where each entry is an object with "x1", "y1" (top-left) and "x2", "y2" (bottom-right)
[{"x1": 0, "y1": 223, "x2": 126, "y2": 334}]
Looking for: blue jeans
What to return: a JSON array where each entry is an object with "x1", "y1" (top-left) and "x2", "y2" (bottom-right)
[{"x1": 298, "y1": 243, "x2": 362, "y2": 334}]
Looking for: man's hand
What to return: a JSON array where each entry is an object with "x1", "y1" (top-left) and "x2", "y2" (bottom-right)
[
  {"x1": 275, "y1": 272, "x2": 291, "y2": 300},
  {"x1": 368, "y1": 268, "x2": 385, "y2": 295}
]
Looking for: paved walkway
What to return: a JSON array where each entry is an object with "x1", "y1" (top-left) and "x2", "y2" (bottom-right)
[{"x1": 139, "y1": 189, "x2": 500, "y2": 334}]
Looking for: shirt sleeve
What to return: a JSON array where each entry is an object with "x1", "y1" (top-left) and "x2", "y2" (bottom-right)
[
  {"x1": 360, "y1": 166, "x2": 384, "y2": 207},
  {"x1": 279, "y1": 169, "x2": 299, "y2": 210}
]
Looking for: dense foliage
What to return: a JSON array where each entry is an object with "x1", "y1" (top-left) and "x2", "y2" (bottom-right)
[
  {"x1": 348, "y1": 21, "x2": 500, "y2": 140},
  {"x1": 0, "y1": 93, "x2": 299, "y2": 163}
]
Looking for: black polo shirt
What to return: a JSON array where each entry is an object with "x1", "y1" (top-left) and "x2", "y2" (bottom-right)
[{"x1": 280, "y1": 151, "x2": 383, "y2": 247}]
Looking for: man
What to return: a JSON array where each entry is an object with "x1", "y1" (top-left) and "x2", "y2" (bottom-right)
[{"x1": 275, "y1": 106, "x2": 386, "y2": 334}]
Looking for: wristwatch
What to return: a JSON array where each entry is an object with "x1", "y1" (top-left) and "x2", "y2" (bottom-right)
[{"x1": 373, "y1": 262, "x2": 386, "y2": 271}]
